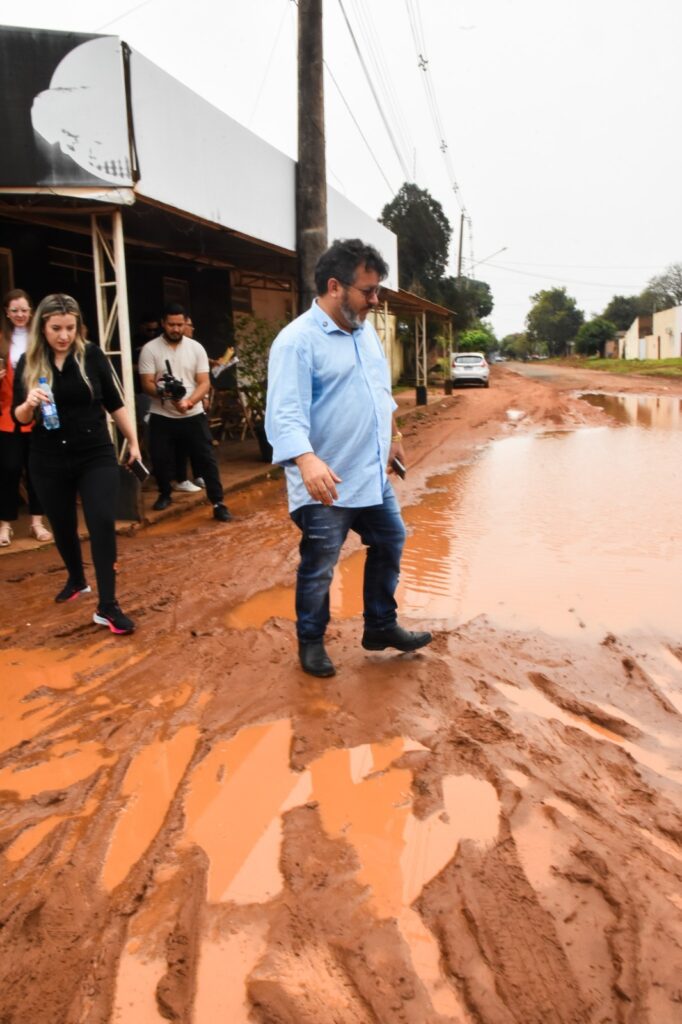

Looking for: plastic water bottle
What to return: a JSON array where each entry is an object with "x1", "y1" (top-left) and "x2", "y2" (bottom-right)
[{"x1": 38, "y1": 376, "x2": 60, "y2": 430}]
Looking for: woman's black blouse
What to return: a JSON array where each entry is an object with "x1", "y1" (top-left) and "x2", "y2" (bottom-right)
[{"x1": 12, "y1": 343, "x2": 124, "y2": 455}]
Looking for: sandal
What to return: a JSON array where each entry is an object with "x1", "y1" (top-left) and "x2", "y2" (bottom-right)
[
  {"x1": 29, "y1": 522, "x2": 53, "y2": 543},
  {"x1": 0, "y1": 524, "x2": 13, "y2": 547}
]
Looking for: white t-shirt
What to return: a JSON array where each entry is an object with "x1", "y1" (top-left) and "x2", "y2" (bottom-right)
[
  {"x1": 10, "y1": 326, "x2": 28, "y2": 368},
  {"x1": 138, "y1": 335, "x2": 209, "y2": 419}
]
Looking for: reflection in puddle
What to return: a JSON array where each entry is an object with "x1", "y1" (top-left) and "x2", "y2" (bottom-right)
[
  {"x1": 194, "y1": 921, "x2": 269, "y2": 1024},
  {"x1": 182, "y1": 720, "x2": 311, "y2": 904},
  {"x1": 227, "y1": 409, "x2": 682, "y2": 640},
  {"x1": 180, "y1": 723, "x2": 495, "y2": 1016},
  {"x1": 580, "y1": 392, "x2": 682, "y2": 430},
  {"x1": 102, "y1": 725, "x2": 199, "y2": 891},
  {"x1": 310, "y1": 741, "x2": 499, "y2": 914},
  {"x1": 112, "y1": 944, "x2": 167, "y2": 1024}
]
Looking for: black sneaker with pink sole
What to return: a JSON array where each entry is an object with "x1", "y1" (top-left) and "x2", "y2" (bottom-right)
[
  {"x1": 55, "y1": 580, "x2": 92, "y2": 604},
  {"x1": 93, "y1": 603, "x2": 135, "y2": 635}
]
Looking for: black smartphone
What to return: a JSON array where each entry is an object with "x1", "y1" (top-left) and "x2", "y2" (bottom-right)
[
  {"x1": 391, "y1": 456, "x2": 406, "y2": 479},
  {"x1": 128, "y1": 458, "x2": 150, "y2": 483}
]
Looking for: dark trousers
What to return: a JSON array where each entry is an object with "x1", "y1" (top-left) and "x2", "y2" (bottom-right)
[
  {"x1": 30, "y1": 448, "x2": 119, "y2": 605},
  {"x1": 174, "y1": 444, "x2": 201, "y2": 483},
  {"x1": 290, "y1": 482, "x2": 406, "y2": 642},
  {"x1": 149, "y1": 413, "x2": 223, "y2": 503},
  {"x1": 0, "y1": 428, "x2": 44, "y2": 520}
]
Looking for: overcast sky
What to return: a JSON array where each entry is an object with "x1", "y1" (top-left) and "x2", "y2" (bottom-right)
[{"x1": 2, "y1": 0, "x2": 681, "y2": 337}]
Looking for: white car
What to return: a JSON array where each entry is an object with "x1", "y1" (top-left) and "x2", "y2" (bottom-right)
[{"x1": 451, "y1": 351, "x2": 490, "y2": 388}]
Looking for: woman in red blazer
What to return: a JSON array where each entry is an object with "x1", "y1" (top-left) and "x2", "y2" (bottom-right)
[{"x1": 0, "y1": 289, "x2": 53, "y2": 546}]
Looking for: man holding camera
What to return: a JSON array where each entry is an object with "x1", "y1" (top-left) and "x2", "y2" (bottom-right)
[{"x1": 138, "y1": 304, "x2": 231, "y2": 521}]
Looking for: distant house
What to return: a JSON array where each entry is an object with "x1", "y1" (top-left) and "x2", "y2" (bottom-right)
[{"x1": 619, "y1": 314, "x2": 653, "y2": 359}]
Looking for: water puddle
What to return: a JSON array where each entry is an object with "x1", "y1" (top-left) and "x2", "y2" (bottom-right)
[
  {"x1": 495, "y1": 681, "x2": 682, "y2": 786},
  {"x1": 179, "y1": 721, "x2": 497, "y2": 1016},
  {"x1": 0, "y1": 645, "x2": 115, "y2": 756},
  {"x1": 580, "y1": 392, "x2": 682, "y2": 429},
  {"x1": 226, "y1": 403, "x2": 682, "y2": 640},
  {"x1": 181, "y1": 719, "x2": 311, "y2": 904},
  {"x1": 112, "y1": 943, "x2": 168, "y2": 1023},
  {"x1": 194, "y1": 921, "x2": 269, "y2": 1024},
  {"x1": 102, "y1": 725, "x2": 200, "y2": 892},
  {"x1": 0, "y1": 739, "x2": 117, "y2": 800}
]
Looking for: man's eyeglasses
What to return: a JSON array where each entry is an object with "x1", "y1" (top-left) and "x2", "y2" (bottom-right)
[{"x1": 344, "y1": 283, "x2": 385, "y2": 300}]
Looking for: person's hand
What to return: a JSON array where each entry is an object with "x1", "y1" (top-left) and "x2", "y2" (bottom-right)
[
  {"x1": 25, "y1": 387, "x2": 50, "y2": 410},
  {"x1": 126, "y1": 443, "x2": 142, "y2": 465},
  {"x1": 173, "y1": 398, "x2": 191, "y2": 414},
  {"x1": 0, "y1": 367, "x2": 6, "y2": 381},
  {"x1": 387, "y1": 438, "x2": 406, "y2": 474},
  {"x1": 296, "y1": 452, "x2": 342, "y2": 506}
]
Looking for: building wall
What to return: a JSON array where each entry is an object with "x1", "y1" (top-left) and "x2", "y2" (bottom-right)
[
  {"x1": 652, "y1": 306, "x2": 682, "y2": 358},
  {"x1": 621, "y1": 318, "x2": 642, "y2": 359},
  {"x1": 250, "y1": 288, "x2": 293, "y2": 323},
  {"x1": 130, "y1": 51, "x2": 398, "y2": 289},
  {"x1": 368, "y1": 309, "x2": 402, "y2": 384},
  {"x1": 620, "y1": 314, "x2": 656, "y2": 359}
]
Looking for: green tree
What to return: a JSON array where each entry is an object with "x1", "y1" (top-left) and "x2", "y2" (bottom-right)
[
  {"x1": 458, "y1": 321, "x2": 497, "y2": 355},
  {"x1": 526, "y1": 287, "x2": 584, "y2": 356},
  {"x1": 500, "y1": 332, "x2": 531, "y2": 359},
  {"x1": 574, "y1": 316, "x2": 618, "y2": 357},
  {"x1": 379, "y1": 182, "x2": 452, "y2": 298},
  {"x1": 646, "y1": 262, "x2": 682, "y2": 308},
  {"x1": 602, "y1": 295, "x2": 640, "y2": 331},
  {"x1": 438, "y1": 275, "x2": 494, "y2": 329}
]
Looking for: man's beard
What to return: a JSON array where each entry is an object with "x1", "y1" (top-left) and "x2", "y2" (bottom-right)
[{"x1": 340, "y1": 298, "x2": 363, "y2": 330}]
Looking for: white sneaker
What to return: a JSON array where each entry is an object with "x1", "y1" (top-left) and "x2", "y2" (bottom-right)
[
  {"x1": 193, "y1": 477, "x2": 206, "y2": 489},
  {"x1": 172, "y1": 480, "x2": 202, "y2": 493}
]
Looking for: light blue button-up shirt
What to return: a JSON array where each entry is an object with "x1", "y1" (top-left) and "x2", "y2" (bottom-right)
[{"x1": 265, "y1": 300, "x2": 397, "y2": 512}]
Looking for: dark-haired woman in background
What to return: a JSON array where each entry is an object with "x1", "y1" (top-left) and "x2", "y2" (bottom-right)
[
  {"x1": 0, "y1": 289, "x2": 53, "y2": 546},
  {"x1": 13, "y1": 293, "x2": 140, "y2": 634}
]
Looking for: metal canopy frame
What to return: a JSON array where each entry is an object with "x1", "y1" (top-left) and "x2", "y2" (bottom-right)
[
  {"x1": 414, "y1": 311, "x2": 428, "y2": 405},
  {"x1": 91, "y1": 210, "x2": 136, "y2": 453}
]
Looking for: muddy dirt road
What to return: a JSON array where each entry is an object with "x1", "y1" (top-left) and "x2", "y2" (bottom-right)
[{"x1": 1, "y1": 364, "x2": 681, "y2": 1023}]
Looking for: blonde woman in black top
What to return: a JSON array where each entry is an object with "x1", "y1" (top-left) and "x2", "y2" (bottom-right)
[{"x1": 13, "y1": 294, "x2": 140, "y2": 634}]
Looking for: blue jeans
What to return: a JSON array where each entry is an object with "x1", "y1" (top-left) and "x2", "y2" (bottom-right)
[{"x1": 290, "y1": 483, "x2": 406, "y2": 642}]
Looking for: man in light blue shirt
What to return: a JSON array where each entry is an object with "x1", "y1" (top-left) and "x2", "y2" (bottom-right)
[{"x1": 266, "y1": 238, "x2": 432, "y2": 677}]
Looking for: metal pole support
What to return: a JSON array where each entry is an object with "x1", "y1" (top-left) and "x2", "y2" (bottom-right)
[{"x1": 415, "y1": 311, "x2": 427, "y2": 405}]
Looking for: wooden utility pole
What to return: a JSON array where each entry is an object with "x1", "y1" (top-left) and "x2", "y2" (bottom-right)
[{"x1": 297, "y1": 0, "x2": 327, "y2": 311}]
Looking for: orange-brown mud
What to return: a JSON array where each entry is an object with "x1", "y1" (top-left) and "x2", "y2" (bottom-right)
[{"x1": 1, "y1": 364, "x2": 682, "y2": 1023}]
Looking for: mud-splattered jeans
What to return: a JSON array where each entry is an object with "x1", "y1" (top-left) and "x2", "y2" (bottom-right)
[{"x1": 290, "y1": 482, "x2": 406, "y2": 642}]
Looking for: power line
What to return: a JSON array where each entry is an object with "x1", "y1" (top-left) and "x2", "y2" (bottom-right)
[
  {"x1": 95, "y1": 0, "x2": 156, "y2": 31},
  {"x1": 347, "y1": 0, "x2": 414, "y2": 175},
  {"x1": 282, "y1": 1, "x2": 397, "y2": 196},
  {"x1": 337, "y1": 0, "x2": 412, "y2": 181},
  {"x1": 404, "y1": 0, "x2": 474, "y2": 265},
  {"x1": 491, "y1": 260, "x2": 661, "y2": 271},
  {"x1": 247, "y1": 2, "x2": 292, "y2": 127},
  {"x1": 324, "y1": 61, "x2": 397, "y2": 194},
  {"x1": 484, "y1": 262, "x2": 643, "y2": 290}
]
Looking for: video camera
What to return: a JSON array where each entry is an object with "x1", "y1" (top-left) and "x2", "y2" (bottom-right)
[{"x1": 156, "y1": 359, "x2": 187, "y2": 401}]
